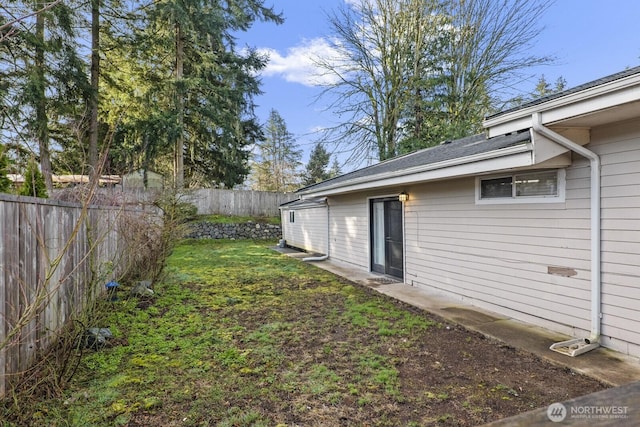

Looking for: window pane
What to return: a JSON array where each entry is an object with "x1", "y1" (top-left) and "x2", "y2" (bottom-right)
[
  {"x1": 515, "y1": 171, "x2": 557, "y2": 196},
  {"x1": 372, "y1": 202, "x2": 385, "y2": 266},
  {"x1": 480, "y1": 177, "x2": 513, "y2": 198}
]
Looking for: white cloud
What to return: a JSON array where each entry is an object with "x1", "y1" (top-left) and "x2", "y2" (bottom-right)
[{"x1": 258, "y1": 38, "x2": 341, "y2": 87}]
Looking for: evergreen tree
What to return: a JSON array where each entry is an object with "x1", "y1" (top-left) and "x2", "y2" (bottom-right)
[
  {"x1": 0, "y1": 147, "x2": 11, "y2": 193},
  {"x1": 328, "y1": 158, "x2": 342, "y2": 178},
  {"x1": 534, "y1": 75, "x2": 551, "y2": 98},
  {"x1": 506, "y1": 75, "x2": 568, "y2": 110},
  {"x1": 112, "y1": 0, "x2": 283, "y2": 188},
  {"x1": 302, "y1": 143, "x2": 331, "y2": 186},
  {"x1": 19, "y1": 158, "x2": 48, "y2": 198},
  {"x1": 0, "y1": 1, "x2": 90, "y2": 192},
  {"x1": 2, "y1": 1, "x2": 282, "y2": 189},
  {"x1": 533, "y1": 75, "x2": 567, "y2": 98},
  {"x1": 252, "y1": 109, "x2": 302, "y2": 192}
]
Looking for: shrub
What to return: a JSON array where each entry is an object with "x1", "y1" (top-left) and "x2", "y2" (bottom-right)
[
  {"x1": 118, "y1": 189, "x2": 191, "y2": 284},
  {"x1": 0, "y1": 147, "x2": 11, "y2": 193},
  {"x1": 19, "y1": 158, "x2": 48, "y2": 198}
]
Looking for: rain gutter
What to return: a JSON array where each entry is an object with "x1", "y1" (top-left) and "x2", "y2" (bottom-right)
[{"x1": 532, "y1": 112, "x2": 601, "y2": 357}]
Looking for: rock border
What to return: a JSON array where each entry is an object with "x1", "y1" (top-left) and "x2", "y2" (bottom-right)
[{"x1": 185, "y1": 221, "x2": 281, "y2": 240}]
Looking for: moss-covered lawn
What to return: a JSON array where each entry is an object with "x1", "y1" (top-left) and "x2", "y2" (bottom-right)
[{"x1": 10, "y1": 240, "x2": 606, "y2": 426}]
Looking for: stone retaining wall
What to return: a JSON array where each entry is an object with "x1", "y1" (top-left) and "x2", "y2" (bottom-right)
[{"x1": 185, "y1": 221, "x2": 282, "y2": 240}]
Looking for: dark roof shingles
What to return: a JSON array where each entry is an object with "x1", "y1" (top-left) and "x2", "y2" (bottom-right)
[
  {"x1": 298, "y1": 131, "x2": 530, "y2": 193},
  {"x1": 487, "y1": 65, "x2": 640, "y2": 120}
]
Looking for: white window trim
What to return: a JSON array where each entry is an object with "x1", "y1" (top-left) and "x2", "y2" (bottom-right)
[{"x1": 475, "y1": 169, "x2": 566, "y2": 205}]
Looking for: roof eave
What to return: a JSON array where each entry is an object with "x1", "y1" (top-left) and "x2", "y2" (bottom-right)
[
  {"x1": 484, "y1": 72, "x2": 640, "y2": 137},
  {"x1": 279, "y1": 197, "x2": 327, "y2": 209},
  {"x1": 298, "y1": 143, "x2": 534, "y2": 197}
]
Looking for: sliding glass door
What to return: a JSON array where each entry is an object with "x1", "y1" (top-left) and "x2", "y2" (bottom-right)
[{"x1": 370, "y1": 198, "x2": 403, "y2": 278}]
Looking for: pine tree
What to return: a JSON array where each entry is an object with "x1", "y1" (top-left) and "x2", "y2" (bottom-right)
[
  {"x1": 0, "y1": 148, "x2": 11, "y2": 193},
  {"x1": 252, "y1": 109, "x2": 302, "y2": 192},
  {"x1": 302, "y1": 143, "x2": 331, "y2": 186},
  {"x1": 533, "y1": 75, "x2": 551, "y2": 97},
  {"x1": 533, "y1": 75, "x2": 568, "y2": 98},
  {"x1": 553, "y1": 76, "x2": 567, "y2": 93},
  {"x1": 328, "y1": 158, "x2": 342, "y2": 178},
  {"x1": 1, "y1": 1, "x2": 89, "y2": 192},
  {"x1": 19, "y1": 158, "x2": 48, "y2": 198},
  {"x1": 119, "y1": 0, "x2": 283, "y2": 188}
]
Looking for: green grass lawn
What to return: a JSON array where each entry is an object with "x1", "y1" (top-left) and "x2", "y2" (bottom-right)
[
  {"x1": 6, "y1": 239, "x2": 606, "y2": 426},
  {"x1": 24, "y1": 239, "x2": 429, "y2": 426}
]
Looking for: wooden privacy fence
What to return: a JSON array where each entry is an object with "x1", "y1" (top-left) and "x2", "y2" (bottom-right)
[
  {"x1": 67, "y1": 188, "x2": 298, "y2": 217},
  {"x1": 0, "y1": 194, "x2": 133, "y2": 397},
  {"x1": 188, "y1": 189, "x2": 297, "y2": 217}
]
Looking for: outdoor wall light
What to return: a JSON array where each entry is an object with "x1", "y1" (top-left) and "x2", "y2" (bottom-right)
[{"x1": 398, "y1": 192, "x2": 409, "y2": 202}]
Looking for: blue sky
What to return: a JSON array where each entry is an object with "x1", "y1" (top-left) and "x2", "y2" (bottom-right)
[{"x1": 239, "y1": 1, "x2": 640, "y2": 167}]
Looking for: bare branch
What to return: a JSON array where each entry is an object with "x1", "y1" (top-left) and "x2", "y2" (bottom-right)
[
  {"x1": 314, "y1": 0, "x2": 554, "y2": 162},
  {"x1": 0, "y1": 0, "x2": 63, "y2": 42}
]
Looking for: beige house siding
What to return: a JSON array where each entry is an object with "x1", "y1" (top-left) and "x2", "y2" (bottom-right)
[
  {"x1": 328, "y1": 191, "x2": 406, "y2": 269},
  {"x1": 281, "y1": 206, "x2": 328, "y2": 254},
  {"x1": 328, "y1": 194, "x2": 370, "y2": 269},
  {"x1": 321, "y1": 119, "x2": 640, "y2": 357},
  {"x1": 404, "y1": 174, "x2": 592, "y2": 336},
  {"x1": 591, "y1": 119, "x2": 640, "y2": 356},
  {"x1": 401, "y1": 120, "x2": 640, "y2": 357}
]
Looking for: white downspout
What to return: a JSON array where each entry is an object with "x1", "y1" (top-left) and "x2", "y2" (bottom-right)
[
  {"x1": 303, "y1": 201, "x2": 330, "y2": 262},
  {"x1": 532, "y1": 112, "x2": 601, "y2": 357}
]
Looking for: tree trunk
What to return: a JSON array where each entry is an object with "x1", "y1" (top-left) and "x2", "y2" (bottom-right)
[
  {"x1": 35, "y1": 10, "x2": 53, "y2": 193},
  {"x1": 88, "y1": 0, "x2": 100, "y2": 188},
  {"x1": 174, "y1": 23, "x2": 185, "y2": 189}
]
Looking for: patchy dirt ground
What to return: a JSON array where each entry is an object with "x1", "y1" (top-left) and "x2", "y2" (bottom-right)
[
  {"x1": 5, "y1": 241, "x2": 607, "y2": 426},
  {"x1": 126, "y1": 272, "x2": 607, "y2": 426}
]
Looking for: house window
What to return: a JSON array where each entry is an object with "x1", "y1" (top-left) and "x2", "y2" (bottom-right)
[
  {"x1": 476, "y1": 170, "x2": 565, "y2": 204},
  {"x1": 289, "y1": 211, "x2": 295, "y2": 223}
]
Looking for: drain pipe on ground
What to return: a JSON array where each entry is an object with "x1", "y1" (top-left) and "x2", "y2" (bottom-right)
[
  {"x1": 532, "y1": 112, "x2": 601, "y2": 357},
  {"x1": 303, "y1": 201, "x2": 330, "y2": 262}
]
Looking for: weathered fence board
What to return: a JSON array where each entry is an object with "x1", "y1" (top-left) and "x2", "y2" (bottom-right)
[
  {"x1": 188, "y1": 189, "x2": 297, "y2": 217},
  {"x1": 0, "y1": 194, "x2": 133, "y2": 397},
  {"x1": 56, "y1": 188, "x2": 298, "y2": 217}
]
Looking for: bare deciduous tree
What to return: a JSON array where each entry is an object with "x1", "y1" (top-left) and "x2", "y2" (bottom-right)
[
  {"x1": 430, "y1": 0, "x2": 554, "y2": 141},
  {"x1": 315, "y1": 0, "x2": 441, "y2": 164},
  {"x1": 315, "y1": 0, "x2": 554, "y2": 163}
]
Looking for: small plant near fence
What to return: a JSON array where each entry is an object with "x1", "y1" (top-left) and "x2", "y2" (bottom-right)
[
  {"x1": 119, "y1": 190, "x2": 195, "y2": 284},
  {"x1": 0, "y1": 186, "x2": 194, "y2": 424}
]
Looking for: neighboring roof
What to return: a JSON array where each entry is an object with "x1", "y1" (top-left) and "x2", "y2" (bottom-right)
[
  {"x1": 6, "y1": 174, "x2": 23, "y2": 183},
  {"x1": 55, "y1": 175, "x2": 121, "y2": 185},
  {"x1": 487, "y1": 65, "x2": 640, "y2": 120},
  {"x1": 279, "y1": 197, "x2": 327, "y2": 209},
  {"x1": 7, "y1": 174, "x2": 121, "y2": 185},
  {"x1": 297, "y1": 131, "x2": 531, "y2": 195},
  {"x1": 123, "y1": 169, "x2": 163, "y2": 177}
]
